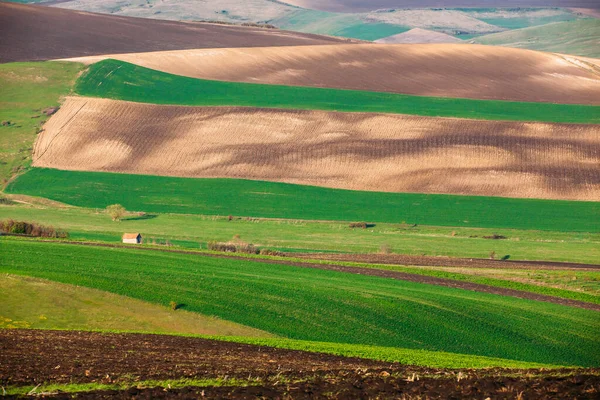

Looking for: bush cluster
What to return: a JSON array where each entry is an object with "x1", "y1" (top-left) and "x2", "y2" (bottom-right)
[
  {"x1": 0, "y1": 219, "x2": 68, "y2": 238},
  {"x1": 208, "y1": 241, "x2": 259, "y2": 254},
  {"x1": 259, "y1": 249, "x2": 285, "y2": 257}
]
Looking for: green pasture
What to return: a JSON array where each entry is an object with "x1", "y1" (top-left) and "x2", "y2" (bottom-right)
[
  {"x1": 2, "y1": 239, "x2": 599, "y2": 367},
  {"x1": 0, "y1": 274, "x2": 272, "y2": 336},
  {"x1": 274, "y1": 9, "x2": 409, "y2": 41},
  {"x1": 7, "y1": 168, "x2": 600, "y2": 233},
  {"x1": 74, "y1": 59, "x2": 600, "y2": 123},
  {"x1": 0, "y1": 61, "x2": 83, "y2": 186},
  {"x1": 473, "y1": 19, "x2": 600, "y2": 58},
  {"x1": 2, "y1": 201, "x2": 598, "y2": 264}
]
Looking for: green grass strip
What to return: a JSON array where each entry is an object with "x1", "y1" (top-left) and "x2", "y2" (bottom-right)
[
  {"x1": 75, "y1": 59, "x2": 600, "y2": 124},
  {"x1": 205, "y1": 335, "x2": 554, "y2": 369},
  {"x1": 7, "y1": 168, "x2": 600, "y2": 232},
  {"x1": 6, "y1": 378, "x2": 254, "y2": 396},
  {"x1": 3, "y1": 239, "x2": 599, "y2": 367},
  {"x1": 277, "y1": 256, "x2": 600, "y2": 306}
]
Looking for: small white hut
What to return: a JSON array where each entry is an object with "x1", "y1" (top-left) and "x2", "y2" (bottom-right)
[{"x1": 122, "y1": 233, "x2": 142, "y2": 244}]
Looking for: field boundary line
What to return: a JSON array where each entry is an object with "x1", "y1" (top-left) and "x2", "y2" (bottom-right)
[{"x1": 8, "y1": 239, "x2": 600, "y2": 311}]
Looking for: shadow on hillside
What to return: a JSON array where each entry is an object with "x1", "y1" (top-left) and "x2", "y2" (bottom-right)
[{"x1": 123, "y1": 214, "x2": 158, "y2": 221}]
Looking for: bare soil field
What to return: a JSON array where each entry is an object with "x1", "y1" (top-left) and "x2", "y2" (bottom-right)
[
  {"x1": 33, "y1": 97, "x2": 600, "y2": 201},
  {"x1": 0, "y1": 3, "x2": 352, "y2": 63},
  {"x1": 2, "y1": 330, "x2": 599, "y2": 399},
  {"x1": 375, "y1": 28, "x2": 463, "y2": 44},
  {"x1": 64, "y1": 44, "x2": 600, "y2": 105},
  {"x1": 284, "y1": 1, "x2": 600, "y2": 13}
]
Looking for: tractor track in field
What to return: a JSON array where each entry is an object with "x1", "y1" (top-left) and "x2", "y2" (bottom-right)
[
  {"x1": 16, "y1": 239, "x2": 600, "y2": 311},
  {"x1": 2, "y1": 330, "x2": 599, "y2": 399}
]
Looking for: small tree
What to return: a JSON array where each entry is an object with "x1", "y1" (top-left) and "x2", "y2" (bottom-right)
[{"x1": 106, "y1": 204, "x2": 126, "y2": 221}]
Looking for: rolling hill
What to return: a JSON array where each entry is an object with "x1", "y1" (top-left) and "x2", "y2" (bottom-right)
[
  {"x1": 473, "y1": 18, "x2": 600, "y2": 58},
  {"x1": 0, "y1": 2, "x2": 352, "y2": 63},
  {"x1": 63, "y1": 44, "x2": 600, "y2": 104},
  {"x1": 33, "y1": 96, "x2": 600, "y2": 201},
  {"x1": 283, "y1": 1, "x2": 600, "y2": 13}
]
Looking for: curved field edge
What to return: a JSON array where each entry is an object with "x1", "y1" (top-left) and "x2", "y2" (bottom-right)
[
  {"x1": 74, "y1": 59, "x2": 600, "y2": 124},
  {"x1": 7, "y1": 168, "x2": 600, "y2": 232},
  {"x1": 0, "y1": 274, "x2": 273, "y2": 337},
  {"x1": 275, "y1": 256, "x2": 600, "y2": 306},
  {"x1": 2, "y1": 239, "x2": 599, "y2": 367},
  {"x1": 32, "y1": 97, "x2": 600, "y2": 201},
  {"x1": 5, "y1": 327, "x2": 551, "y2": 370},
  {"x1": 5, "y1": 236, "x2": 598, "y2": 306}
]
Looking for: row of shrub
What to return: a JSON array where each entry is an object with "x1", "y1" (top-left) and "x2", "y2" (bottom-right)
[
  {"x1": 0, "y1": 219, "x2": 68, "y2": 238},
  {"x1": 207, "y1": 241, "x2": 284, "y2": 256}
]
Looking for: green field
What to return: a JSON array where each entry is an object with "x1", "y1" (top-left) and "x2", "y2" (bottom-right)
[
  {"x1": 473, "y1": 19, "x2": 600, "y2": 58},
  {"x1": 74, "y1": 59, "x2": 600, "y2": 123},
  {"x1": 2, "y1": 239, "x2": 599, "y2": 367},
  {"x1": 0, "y1": 274, "x2": 272, "y2": 336},
  {"x1": 0, "y1": 61, "x2": 83, "y2": 187},
  {"x1": 7, "y1": 168, "x2": 600, "y2": 232},
  {"x1": 274, "y1": 9, "x2": 409, "y2": 41},
  {"x1": 2, "y1": 201, "x2": 598, "y2": 264}
]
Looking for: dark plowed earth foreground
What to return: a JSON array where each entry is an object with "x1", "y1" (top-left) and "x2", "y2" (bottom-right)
[
  {"x1": 0, "y1": 3, "x2": 352, "y2": 63},
  {"x1": 2, "y1": 330, "x2": 599, "y2": 399}
]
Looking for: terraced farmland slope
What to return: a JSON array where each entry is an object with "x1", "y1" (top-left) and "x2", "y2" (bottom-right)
[
  {"x1": 0, "y1": 2, "x2": 352, "y2": 63},
  {"x1": 3, "y1": 240, "x2": 600, "y2": 367},
  {"x1": 33, "y1": 97, "x2": 600, "y2": 201},
  {"x1": 64, "y1": 44, "x2": 600, "y2": 104}
]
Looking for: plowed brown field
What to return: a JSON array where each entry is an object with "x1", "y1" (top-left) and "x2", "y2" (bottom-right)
[
  {"x1": 0, "y1": 2, "x2": 352, "y2": 63},
  {"x1": 33, "y1": 97, "x2": 600, "y2": 201},
  {"x1": 5, "y1": 330, "x2": 599, "y2": 399},
  {"x1": 63, "y1": 43, "x2": 600, "y2": 104}
]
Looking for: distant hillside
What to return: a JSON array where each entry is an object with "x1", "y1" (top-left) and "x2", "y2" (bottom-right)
[
  {"x1": 0, "y1": 2, "x2": 351, "y2": 63},
  {"x1": 473, "y1": 19, "x2": 600, "y2": 58},
  {"x1": 284, "y1": 1, "x2": 600, "y2": 13},
  {"x1": 375, "y1": 28, "x2": 463, "y2": 44},
  {"x1": 6, "y1": 1, "x2": 589, "y2": 42}
]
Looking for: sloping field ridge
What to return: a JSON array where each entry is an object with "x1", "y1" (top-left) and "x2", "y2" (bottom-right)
[
  {"x1": 0, "y1": 2, "x2": 352, "y2": 63},
  {"x1": 0, "y1": 274, "x2": 273, "y2": 337},
  {"x1": 7, "y1": 168, "x2": 600, "y2": 232},
  {"x1": 473, "y1": 19, "x2": 600, "y2": 58},
  {"x1": 74, "y1": 60, "x2": 600, "y2": 123},
  {"x1": 3, "y1": 240, "x2": 600, "y2": 367},
  {"x1": 375, "y1": 29, "x2": 463, "y2": 44},
  {"x1": 65, "y1": 44, "x2": 600, "y2": 105},
  {"x1": 34, "y1": 97, "x2": 600, "y2": 201},
  {"x1": 283, "y1": 1, "x2": 600, "y2": 13}
]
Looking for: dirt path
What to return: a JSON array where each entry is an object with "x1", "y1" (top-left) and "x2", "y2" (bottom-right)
[
  {"x1": 13, "y1": 239, "x2": 600, "y2": 311},
  {"x1": 292, "y1": 253, "x2": 600, "y2": 271},
  {"x1": 2, "y1": 330, "x2": 598, "y2": 399}
]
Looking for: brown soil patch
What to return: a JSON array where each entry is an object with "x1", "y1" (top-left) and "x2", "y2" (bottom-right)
[
  {"x1": 65, "y1": 43, "x2": 600, "y2": 104},
  {"x1": 0, "y1": 3, "x2": 352, "y2": 63},
  {"x1": 34, "y1": 97, "x2": 600, "y2": 201},
  {"x1": 375, "y1": 28, "x2": 463, "y2": 44},
  {"x1": 2, "y1": 330, "x2": 599, "y2": 399}
]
